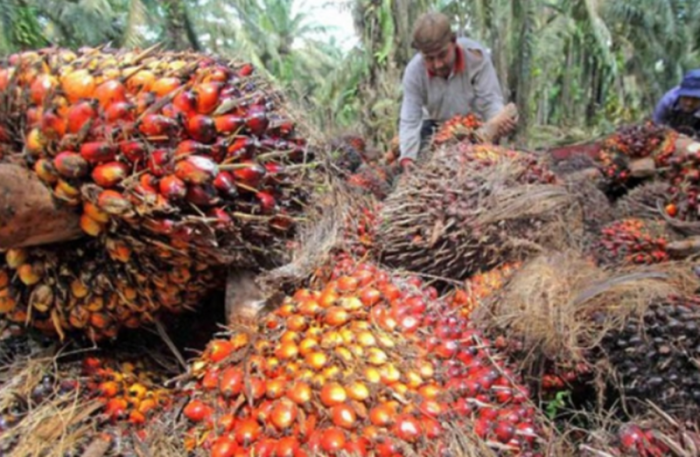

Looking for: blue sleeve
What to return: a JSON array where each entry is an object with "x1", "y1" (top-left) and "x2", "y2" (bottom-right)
[{"x1": 653, "y1": 88, "x2": 678, "y2": 125}]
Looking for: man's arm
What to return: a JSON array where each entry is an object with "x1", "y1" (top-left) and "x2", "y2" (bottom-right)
[
  {"x1": 653, "y1": 88, "x2": 678, "y2": 125},
  {"x1": 469, "y1": 48, "x2": 505, "y2": 121},
  {"x1": 399, "y1": 61, "x2": 425, "y2": 164}
]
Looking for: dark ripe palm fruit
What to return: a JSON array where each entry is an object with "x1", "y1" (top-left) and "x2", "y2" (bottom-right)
[
  {"x1": 376, "y1": 143, "x2": 566, "y2": 281},
  {"x1": 595, "y1": 294, "x2": 700, "y2": 421},
  {"x1": 597, "y1": 121, "x2": 678, "y2": 186},
  {"x1": 183, "y1": 259, "x2": 544, "y2": 456},
  {"x1": 0, "y1": 47, "x2": 316, "y2": 280},
  {"x1": 594, "y1": 218, "x2": 672, "y2": 267}
]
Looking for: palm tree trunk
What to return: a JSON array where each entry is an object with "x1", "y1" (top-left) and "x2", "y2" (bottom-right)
[{"x1": 161, "y1": 0, "x2": 200, "y2": 51}]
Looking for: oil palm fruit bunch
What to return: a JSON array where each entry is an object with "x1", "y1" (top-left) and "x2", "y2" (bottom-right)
[
  {"x1": 615, "y1": 182, "x2": 671, "y2": 221},
  {"x1": 448, "y1": 263, "x2": 520, "y2": 319},
  {"x1": 597, "y1": 122, "x2": 677, "y2": 185},
  {"x1": 377, "y1": 143, "x2": 568, "y2": 281},
  {"x1": 597, "y1": 294, "x2": 700, "y2": 421},
  {"x1": 346, "y1": 164, "x2": 392, "y2": 200},
  {"x1": 182, "y1": 258, "x2": 544, "y2": 456},
  {"x1": 0, "y1": 46, "x2": 314, "y2": 270},
  {"x1": 655, "y1": 149, "x2": 700, "y2": 221},
  {"x1": 80, "y1": 354, "x2": 177, "y2": 426},
  {"x1": 593, "y1": 218, "x2": 672, "y2": 267},
  {"x1": 583, "y1": 421, "x2": 700, "y2": 457},
  {"x1": 0, "y1": 236, "x2": 222, "y2": 341},
  {"x1": 433, "y1": 113, "x2": 483, "y2": 145}
]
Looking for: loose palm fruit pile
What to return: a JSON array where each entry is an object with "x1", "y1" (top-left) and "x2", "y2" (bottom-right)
[
  {"x1": 81, "y1": 354, "x2": 177, "y2": 426},
  {"x1": 448, "y1": 263, "x2": 521, "y2": 319},
  {"x1": 593, "y1": 218, "x2": 671, "y2": 267},
  {"x1": 597, "y1": 122, "x2": 677, "y2": 185},
  {"x1": 0, "y1": 46, "x2": 314, "y2": 269},
  {"x1": 0, "y1": 237, "x2": 222, "y2": 341},
  {"x1": 182, "y1": 259, "x2": 544, "y2": 456},
  {"x1": 433, "y1": 113, "x2": 483, "y2": 145},
  {"x1": 377, "y1": 143, "x2": 564, "y2": 281},
  {"x1": 598, "y1": 294, "x2": 700, "y2": 421}
]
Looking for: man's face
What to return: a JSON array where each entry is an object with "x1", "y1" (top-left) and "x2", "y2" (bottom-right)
[
  {"x1": 679, "y1": 96, "x2": 700, "y2": 112},
  {"x1": 422, "y1": 40, "x2": 456, "y2": 78}
]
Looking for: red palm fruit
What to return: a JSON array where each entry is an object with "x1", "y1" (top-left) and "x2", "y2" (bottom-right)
[
  {"x1": 193, "y1": 82, "x2": 222, "y2": 114},
  {"x1": 186, "y1": 114, "x2": 216, "y2": 143},
  {"x1": 175, "y1": 140, "x2": 210, "y2": 158},
  {"x1": 208, "y1": 207, "x2": 233, "y2": 229},
  {"x1": 91, "y1": 161, "x2": 129, "y2": 188},
  {"x1": 148, "y1": 149, "x2": 172, "y2": 177},
  {"x1": 139, "y1": 113, "x2": 178, "y2": 136},
  {"x1": 214, "y1": 114, "x2": 244, "y2": 134},
  {"x1": 320, "y1": 428, "x2": 346, "y2": 454},
  {"x1": 134, "y1": 91, "x2": 156, "y2": 115},
  {"x1": 81, "y1": 141, "x2": 117, "y2": 163},
  {"x1": 54, "y1": 151, "x2": 89, "y2": 178},
  {"x1": 61, "y1": 69, "x2": 96, "y2": 103},
  {"x1": 104, "y1": 101, "x2": 135, "y2": 123},
  {"x1": 94, "y1": 80, "x2": 127, "y2": 108},
  {"x1": 203, "y1": 65, "x2": 231, "y2": 83},
  {"x1": 151, "y1": 77, "x2": 182, "y2": 98},
  {"x1": 40, "y1": 108, "x2": 67, "y2": 138},
  {"x1": 213, "y1": 171, "x2": 238, "y2": 198},
  {"x1": 245, "y1": 105, "x2": 269, "y2": 135},
  {"x1": 30, "y1": 74, "x2": 58, "y2": 105},
  {"x1": 183, "y1": 399, "x2": 213, "y2": 423},
  {"x1": 34, "y1": 158, "x2": 59, "y2": 184},
  {"x1": 175, "y1": 155, "x2": 218, "y2": 184},
  {"x1": 25, "y1": 107, "x2": 42, "y2": 128},
  {"x1": 162, "y1": 102, "x2": 186, "y2": 120},
  {"x1": 256, "y1": 191, "x2": 276, "y2": 213},
  {"x1": 238, "y1": 64, "x2": 254, "y2": 77},
  {"x1": 173, "y1": 90, "x2": 197, "y2": 115},
  {"x1": 97, "y1": 190, "x2": 132, "y2": 215},
  {"x1": 226, "y1": 137, "x2": 255, "y2": 160},
  {"x1": 270, "y1": 213, "x2": 294, "y2": 232},
  {"x1": 230, "y1": 161, "x2": 266, "y2": 189},
  {"x1": 392, "y1": 415, "x2": 422, "y2": 443},
  {"x1": 219, "y1": 367, "x2": 244, "y2": 397},
  {"x1": 66, "y1": 100, "x2": 98, "y2": 134},
  {"x1": 207, "y1": 340, "x2": 234, "y2": 363},
  {"x1": 186, "y1": 183, "x2": 220, "y2": 206},
  {"x1": 119, "y1": 140, "x2": 146, "y2": 163},
  {"x1": 139, "y1": 173, "x2": 159, "y2": 194}
]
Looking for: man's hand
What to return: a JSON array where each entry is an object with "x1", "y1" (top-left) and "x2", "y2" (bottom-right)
[{"x1": 498, "y1": 113, "x2": 519, "y2": 138}]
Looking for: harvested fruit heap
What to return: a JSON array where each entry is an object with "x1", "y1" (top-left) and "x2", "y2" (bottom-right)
[
  {"x1": 597, "y1": 121, "x2": 678, "y2": 184},
  {"x1": 433, "y1": 113, "x2": 483, "y2": 145},
  {"x1": 0, "y1": 236, "x2": 222, "y2": 341},
  {"x1": 182, "y1": 258, "x2": 544, "y2": 456},
  {"x1": 593, "y1": 218, "x2": 672, "y2": 267},
  {"x1": 0, "y1": 349, "x2": 180, "y2": 456},
  {"x1": 377, "y1": 143, "x2": 570, "y2": 281},
  {"x1": 657, "y1": 147, "x2": 700, "y2": 221},
  {"x1": 0, "y1": 46, "x2": 315, "y2": 268},
  {"x1": 598, "y1": 294, "x2": 700, "y2": 422}
]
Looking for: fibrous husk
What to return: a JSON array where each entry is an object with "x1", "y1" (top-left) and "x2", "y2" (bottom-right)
[
  {"x1": 564, "y1": 175, "x2": 615, "y2": 246},
  {"x1": 472, "y1": 249, "x2": 698, "y2": 380},
  {"x1": 376, "y1": 143, "x2": 581, "y2": 281},
  {"x1": 616, "y1": 181, "x2": 671, "y2": 221}
]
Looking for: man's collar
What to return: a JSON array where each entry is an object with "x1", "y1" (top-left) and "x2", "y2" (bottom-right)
[{"x1": 427, "y1": 44, "x2": 466, "y2": 78}]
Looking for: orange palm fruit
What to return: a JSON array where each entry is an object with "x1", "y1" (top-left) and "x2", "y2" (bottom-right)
[
  {"x1": 54, "y1": 151, "x2": 90, "y2": 178},
  {"x1": 91, "y1": 161, "x2": 129, "y2": 188},
  {"x1": 80, "y1": 213, "x2": 104, "y2": 236},
  {"x1": 61, "y1": 69, "x2": 96, "y2": 103},
  {"x1": 97, "y1": 190, "x2": 132, "y2": 215}
]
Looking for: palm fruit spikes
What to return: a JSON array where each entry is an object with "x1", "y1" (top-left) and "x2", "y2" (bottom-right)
[
  {"x1": 182, "y1": 258, "x2": 544, "y2": 456},
  {"x1": 0, "y1": 46, "x2": 315, "y2": 270},
  {"x1": 594, "y1": 218, "x2": 672, "y2": 267},
  {"x1": 0, "y1": 236, "x2": 223, "y2": 341},
  {"x1": 376, "y1": 143, "x2": 567, "y2": 281}
]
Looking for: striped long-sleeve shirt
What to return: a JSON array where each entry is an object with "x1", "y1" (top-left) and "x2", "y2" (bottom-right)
[{"x1": 399, "y1": 37, "x2": 505, "y2": 162}]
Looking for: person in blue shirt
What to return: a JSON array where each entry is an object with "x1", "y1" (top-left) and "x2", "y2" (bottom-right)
[{"x1": 653, "y1": 69, "x2": 700, "y2": 137}]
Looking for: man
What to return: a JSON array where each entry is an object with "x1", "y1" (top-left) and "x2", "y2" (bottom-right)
[
  {"x1": 653, "y1": 69, "x2": 700, "y2": 137},
  {"x1": 398, "y1": 12, "x2": 516, "y2": 172}
]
